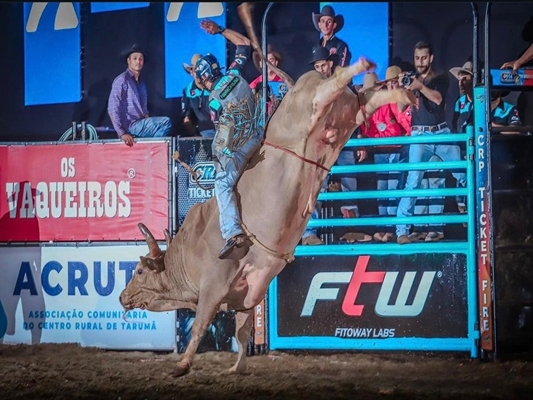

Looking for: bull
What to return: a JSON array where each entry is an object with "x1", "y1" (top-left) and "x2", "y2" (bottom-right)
[{"x1": 119, "y1": 52, "x2": 416, "y2": 376}]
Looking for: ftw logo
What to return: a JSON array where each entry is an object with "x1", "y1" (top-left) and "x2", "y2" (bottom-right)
[
  {"x1": 301, "y1": 256, "x2": 438, "y2": 317},
  {"x1": 189, "y1": 162, "x2": 216, "y2": 185}
]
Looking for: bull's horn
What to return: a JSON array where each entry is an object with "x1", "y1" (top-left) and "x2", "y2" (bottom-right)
[
  {"x1": 138, "y1": 223, "x2": 161, "y2": 257},
  {"x1": 164, "y1": 229, "x2": 172, "y2": 248}
]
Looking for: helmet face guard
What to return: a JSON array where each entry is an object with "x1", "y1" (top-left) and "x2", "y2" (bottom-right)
[{"x1": 194, "y1": 54, "x2": 222, "y2": 83}]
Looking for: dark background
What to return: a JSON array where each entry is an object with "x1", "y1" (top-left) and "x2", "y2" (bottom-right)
[{"x1": 1, "y1": 2, "x2": 533, "y2": 142}]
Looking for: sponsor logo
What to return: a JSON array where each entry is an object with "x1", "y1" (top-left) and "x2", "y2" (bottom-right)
[
  {"x1": 301, "y1": 256, "x2": 438, "y2": 318},
  {"x1": 189, "y1": 161, "x2": 216, "y2": 186},
  {"x1": 219, "y1": 76, "x2": 240, "y2": 100},
  {"x1": 13, "y1": 259, "x2": 137, "y2": 297},
  {"x1": 334, "y1": 327, "x2": 395, "y2": 338},
  {"x1": 500, "y1": 71, "x2": 514, "y2": 83}
]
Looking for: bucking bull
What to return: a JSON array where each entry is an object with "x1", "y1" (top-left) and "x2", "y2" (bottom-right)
[{"x1": 119, "y1": 5, "x2": 416, "y2": 378}]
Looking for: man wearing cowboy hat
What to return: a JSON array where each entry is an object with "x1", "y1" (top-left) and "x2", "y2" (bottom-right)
[
  {"x1": 108, "y1": 44, "x2": 171, "y2": 147},
  {"x1": 450, "y1": 60, "x2": 521, "y2": 134},
  {"x1": 301, "y1": 46, "x2": 371, "y2": 245},
  {"x1": 312, "y1": 5, "x2": 351, "y2": 68},
  {"x1": 181, "y1": 53, "x2": 215, "y2": 138},
  {"x1": 359, "y1": 67, "x2": 416, "y2": 243}
]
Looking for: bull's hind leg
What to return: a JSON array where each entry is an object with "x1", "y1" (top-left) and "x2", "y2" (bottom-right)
[
  {"x1": 227, "y1": 309, "x2": 253, "y2": 374},
  {"x1": 173, "y1": 291, "x2": 223, "y2": 377}
]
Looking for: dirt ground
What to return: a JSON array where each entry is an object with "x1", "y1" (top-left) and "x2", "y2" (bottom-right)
[{"x1": 1, "y1": 344, "x2": 533, "y2": 400}]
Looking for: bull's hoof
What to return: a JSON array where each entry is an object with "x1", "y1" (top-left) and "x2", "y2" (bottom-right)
[
  {"x1": 359, "y1": 57, "x2": 377, "y2": 72},
  {"x1": 172, "y1": 362, "x2": 191, "y2": 377}
]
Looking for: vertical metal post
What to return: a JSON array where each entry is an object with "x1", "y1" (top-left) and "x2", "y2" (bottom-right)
[
  {"x1": 471, "y1": 2, "x2": 479, "y2": 85},
  {"x1": 473, "y1": 1, "x2": 497, "y2": 360},
  {"x1": 261, "y1": 3, "x2": 275, "y2": 128}
]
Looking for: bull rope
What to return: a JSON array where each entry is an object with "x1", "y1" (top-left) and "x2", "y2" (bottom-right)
[
  {"x1": 262, "y1": 141, "x2": 330, "y2": 172},
  {"x1": 172, "y1": 151, "x2": 212, "y2": 191},
  {"x1": 240, "y1": 222, "x2": 295, "y2": 263}
]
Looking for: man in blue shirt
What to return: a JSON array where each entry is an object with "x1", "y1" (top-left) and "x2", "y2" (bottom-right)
[
  {"x1": 450, "y1": 61, "x2": 521, "y2": 133},
  {"x1": 108, "y1": 44, "x2": 172, "y2": 147}
]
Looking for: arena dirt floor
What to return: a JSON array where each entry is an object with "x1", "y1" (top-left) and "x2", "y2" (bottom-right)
[{"x1": 1, "y1": 344, "x2": 533, "y2": 399}]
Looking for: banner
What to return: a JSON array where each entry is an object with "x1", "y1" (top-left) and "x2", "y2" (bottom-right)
[
  {"x1": 177, "y1": 138, "x2": 215, "y2": 227},
  {"x1": 0, "y1": 140, "x2": 170, "y2": 241},
  {"x1": 23, "y1": 2, "x2": 81, "y2": 105},
  {"x1": 164, "y1": 2, "x2": 226, "y2": 99},
  {"x1": 0, "y1": 245, "x2": 176, "y2": 350},
  {"x1": 273, "y1": 254, "x2": 468, "y2": 342}
]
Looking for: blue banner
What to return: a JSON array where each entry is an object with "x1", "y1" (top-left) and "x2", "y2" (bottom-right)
[
  {"x1": 319, "y1": 2, "x2": 389, "y2": 85},
  {"x1": 23, "y1": 2, "x2": 81, "y2": 106},
  {"x1": 91, "y1": 3, "x2": 150, "y2": 13},
  {"x1": 164, "y1": 2, "x2": 226, "y2": 99}
]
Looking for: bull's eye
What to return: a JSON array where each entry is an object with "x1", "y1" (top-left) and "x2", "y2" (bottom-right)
[{"x1": 137, "y1": 268, "x2": 143, "y2": 275}]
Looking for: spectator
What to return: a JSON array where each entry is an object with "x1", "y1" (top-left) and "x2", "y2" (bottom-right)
[
  {"x1": 312, "y1": 5, "x2": 351, "y2": 67},
  {"x1": 396, "y1": 41, "x2": 466, "y2": 244},
  {"x1": 249, "y1": 45, "x2": 287, "y2": 118},
  {"x1": 108, "y1": 44, "x2": 171, "y2": 147},
  {"x1": 196, "y1": 19, "x2": 263, "y2": 259},
  {"x1": 501, "y1": 42, "x2": 533, "y2": 72},
  {"x1": 301, "y1": 46, "x2": 371, "y2": 245},
  {"x1": 181, "y1": 53, "x2": 216, "y2": 138},
  {"x1": 301, "y1": 47, "x2": 335, "y2": 246},
  {"x1": 490, "y1": 90, "x2": 522, "y2": 133},
  {"x1": 450, "y1": 61, "x2": 521, "y2": 134},
  {"x1": 360, "y1": 66, "x2": 411, "y2": 242},
  {"x1": 502, "y1": 16, "x2": 533, "y2": 127}
]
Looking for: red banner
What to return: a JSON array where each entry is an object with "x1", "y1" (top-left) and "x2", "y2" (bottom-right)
[{"x1": 0, "y1": 141, "x2": 170, "y2": 241}]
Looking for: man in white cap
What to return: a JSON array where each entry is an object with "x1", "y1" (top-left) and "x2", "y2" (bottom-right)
[
  {"x1": 181, "y1": 53, "x2": 215, "y2": 138},
  {"x1": 312, "y1": 5, "x2": 351, "y2": 68}
]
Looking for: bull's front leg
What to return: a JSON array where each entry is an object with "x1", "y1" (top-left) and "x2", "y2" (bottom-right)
[
  {"x1": 173, "y1": 291, "x2": 223, "y2": 377},
  {"x1": 227, "y1": 309, "x2": 253, "y2": 374}
]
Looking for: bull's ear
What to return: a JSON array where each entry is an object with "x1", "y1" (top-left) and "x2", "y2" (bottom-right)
[{"x1": 140, "y1": 255, "x2": 165, "y2": 273}]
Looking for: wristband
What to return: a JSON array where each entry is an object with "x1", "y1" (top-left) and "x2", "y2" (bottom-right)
[{"x1": 217, "y1": 26, "x2": 226, "y2": 34}]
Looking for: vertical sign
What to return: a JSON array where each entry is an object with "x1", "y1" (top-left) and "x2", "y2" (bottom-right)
[
  {"x1": 254, "y1": 299, "x2": 265, "y2": 346},
  {"x1": 473, "y1": 86, "x2": 494, "y2": 352},
  {"x1": 23, "y1": 2, "x2": 81, "y2": 105},
  {"x1": 319, "y1": 2, "x2": 389, "y2": 84},
  {"x1": 164, "y1": 2, "x2": 226, "y2": 98}
]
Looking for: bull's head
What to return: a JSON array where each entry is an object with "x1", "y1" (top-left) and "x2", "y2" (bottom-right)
[{"x1": 119, "y1": 223, "x2": 173, "y2": 312}]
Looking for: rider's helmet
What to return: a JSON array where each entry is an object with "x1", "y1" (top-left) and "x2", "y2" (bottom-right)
[{"x1": 194, "y1": 53, "x2": 222, "y2": 83}]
